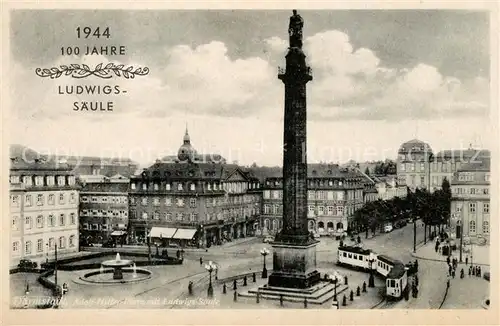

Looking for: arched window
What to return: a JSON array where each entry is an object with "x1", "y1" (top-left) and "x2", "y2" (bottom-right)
[
  {"x1": 318, "y1": 221, "x2": 325, "y2": 229},
  {"x1": 308, "y1": 220, "x2": 315, "y2": 231},
  {"x1": 59, "y1": 236, "x2": 66, "y2": 249},
  {"x1": 272, "y1": 219, "x2": 278, "y2": 231},
  {"x1": 327, "y1": 221, "x2": 334, "y2": 230},
  {"x1": 469, "y1": 220, "x2": 476, "y2": 233},
  {"x1": 264, "y1": 219, "x2": 270, "y2": 230},
  {"x1": 337, "y1": 222, "x2": 344, "y2": 230},
  {"x1": 482, "y1": 221, "x2": 489, "y2": 234},
  {"x1": 69, "y1": 235, "x2": 75, "y2": 247}
]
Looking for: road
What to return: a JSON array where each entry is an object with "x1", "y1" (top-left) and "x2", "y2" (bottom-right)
[{"x1": 41, "y1": 222, "x2": 446, "y2": 309}]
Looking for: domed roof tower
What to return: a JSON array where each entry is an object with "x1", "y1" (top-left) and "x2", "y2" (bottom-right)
[{"x1": 177, "y1": 126, "x2": 197, "y2": 162}]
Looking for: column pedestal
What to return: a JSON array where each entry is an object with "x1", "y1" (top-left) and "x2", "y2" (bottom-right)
[{"x1": 268, "y1": 241, "x2": 320, "y2": 289}]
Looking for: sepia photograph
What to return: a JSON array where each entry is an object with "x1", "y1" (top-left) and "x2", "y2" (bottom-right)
[{"x1": 3, "y1": 3, "x2": 497, "y2": 323}]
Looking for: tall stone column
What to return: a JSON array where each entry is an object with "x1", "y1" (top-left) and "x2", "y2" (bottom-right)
[{"x1": 268, "y1": 10, "x2": 320, "y2": 289}]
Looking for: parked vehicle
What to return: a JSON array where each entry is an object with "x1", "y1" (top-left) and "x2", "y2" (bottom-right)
[
  {"x1": 394, "y1": 220, "x2": 407, "y2": 229},
  {"x1": 383, "y1": 223, "x2": 393, "y2": 233},
  {"x1": 263, "y1": 236, "x2": 274, "y2": 243},
  {"x1": 18, "y1": 259, "x2": 37, "y2": 269},
  {"x1": 102, "y1": 240, "x2": 116, "y2": 248}
]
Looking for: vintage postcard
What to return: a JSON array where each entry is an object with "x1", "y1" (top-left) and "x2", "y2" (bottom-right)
[{"x1": 2, "y1": 1, "x2": 498, "y2": 325}]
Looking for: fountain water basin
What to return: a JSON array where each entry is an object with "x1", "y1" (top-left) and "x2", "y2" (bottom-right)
[{"x1": 78, "y1": 253, "x2": 152, "y2": 285}]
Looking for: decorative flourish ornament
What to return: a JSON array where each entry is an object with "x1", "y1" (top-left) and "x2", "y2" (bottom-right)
[{"x1": 35, "y1": 63, "x2": 150, "y2": 79}]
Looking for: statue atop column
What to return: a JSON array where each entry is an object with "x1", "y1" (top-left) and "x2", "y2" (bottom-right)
[{"x1": 288, "y1": 10, "x2": 304, "y2": 48}]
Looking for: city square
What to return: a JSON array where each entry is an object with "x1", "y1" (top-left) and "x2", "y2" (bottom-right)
[{"x1": 8, "y1": 7, "x2": 492, "y2": 316}]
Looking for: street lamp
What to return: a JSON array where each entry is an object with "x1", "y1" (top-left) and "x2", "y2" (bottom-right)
[
  {"x1": 205, "y1": 260, "x2": 217, "y2": 298},
  {"x1": 144, "y1": 216, "x2": 151, "y2": 264},
  {"x1": 368, "y1": 252, "x2": 375, "y2": 287},
  {"x1": 260, "y1": 248, "x2": 269, "y2": 278},
  {"x1": 45, "y1": 243, "x2": 49, "y2": 264},
  {"x1": 333, "y1": 277, "x2": 338, "y2": 301}
]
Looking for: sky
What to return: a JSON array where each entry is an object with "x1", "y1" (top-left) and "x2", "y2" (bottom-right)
[{"x1": 8, "y1": 10, "x2": 493, "y2": 166}]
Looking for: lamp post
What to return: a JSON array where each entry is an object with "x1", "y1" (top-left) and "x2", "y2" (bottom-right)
[
  {"x1": 205, "y1": 260, "x2": 217, "y2": 298},
  {"x1": 333, "y1": 277, "x2": 338, "y2": 300},
  {"x1": 260, "y1": 248, "x2": 269, "y2": 278},
  {"x1": 54, "y1": 243, "x2": 58, "y2": 287},
  {"x1": 45, "y1": 243, "x2": 49, "y2": 265},
  {"x1": 413, "y1": 215, "x2": 417, "y2": 253},
  {"x1": 368, "y1": 252, "x2": 375, "y2": 287},
  {"x1": 145, "y1": 216, "x2": 151, "y2": 264}
]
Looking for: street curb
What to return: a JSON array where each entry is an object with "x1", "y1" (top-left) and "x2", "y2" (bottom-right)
[
  {"x1": 438, "y1": 282, "x2": 450, "y2": 309},
  {"x1": 410, "y1": 251, "x2": 490, "y2": 267}
]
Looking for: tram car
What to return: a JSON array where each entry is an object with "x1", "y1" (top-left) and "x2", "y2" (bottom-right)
[
  {"x1": 337, "y1": 246, "x2": 409, "y2": 300},
  {"x1": 337, "y1": 246, "x2": 377, "y2": 272},
  {"x1": 385, "y1": 262, "x2": 408, "y2": 300}
]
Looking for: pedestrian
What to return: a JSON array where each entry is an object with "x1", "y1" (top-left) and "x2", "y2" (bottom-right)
[
  {"x1": 475, "y1": 266, "x2": 479, "y2": 277},
  {"x1": 448, "y1": 265, "x2": 452, "y2": 276},
  {"x1": 478, "y1": 266, "x2": 482, "y2": 277},
  {"x1": 452, "y1": 269, "x2": 455, "y2": 279},
  {"x1": 465, "y1": 256, "x2": 469, "y2": 265},
  {"x1": 200, "y1": 257, "x2": 203, "y2": 265},
  {"x1": 446, "y1": 256, "x2": 450, "y2": 265},
  {"x1": 468, "y1": 266, "x2": 472, "y2": 276},
  {"x1": 460, "y1": 268, "x2": 464, "y2": 279}
]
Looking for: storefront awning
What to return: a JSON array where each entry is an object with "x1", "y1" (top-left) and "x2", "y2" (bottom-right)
[
  {"x1": 110, "y1": 231, "x2": 126, "y2": 236},
  {"x1": 149, "y1": 227, "x2": 177, "y2": 238},
  {"x1": 172, "y1": 228, "x2": 197, "y2": 240}
]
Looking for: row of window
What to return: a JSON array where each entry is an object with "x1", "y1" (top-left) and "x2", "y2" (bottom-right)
[
  {"x1": 458, "y1": 172, "x2": 490, "y2": 182},
  {"x1": 399, "y1": 162, "x2": 426, "y2": 172},
  {"x1": 10, "y1": 175, "x2": 76, "y2": 187},
  {"x1": 455, "y1": 202, "x2": 489, "y2": 214},
  {"x1": 263, "y1": 204, "x2": 348, "y2": 216},
  {"x1": 12, "y1": 235, "x2": 76, "y2": 254},
  {"x1": 82, "y1": 224, "x2": 121, "y2": 231},
  {"x1": 12, "y1": 213, "x2": 77, "y2": 231},
  {"x1": 468, "y1": 220, "x2": 489, "y2": 233},
  {"x1": 132, "y1": 195, "x2": 259, "y2": 208},
  {"x1": 341, "y1": 252, "x2": 366, "y2": 262},
  {"x1": 10, "y1": 192, "x2": 77, "y2": 208},
  {"x1": 407, "y1": 175, "x2": 426, "y2": 186},
  {"x1": 265, "y1": 179, "x2": 359, "y2": 188},
  {"x1": 131, "y1": 181, "x2": 259, "y2": 192},
  {"x1": 80, "y1": 195, "x2": 127, "y2": 204},
  {"x1": 80, "y1": 209, "x2": 128, "y2": 218},
  {"x1": 132, "y1": 206, "x2": 260, "y2": 222},
  {"x1": 135, "y1": 211, "x2": 199, "y2": 222},
  {"x1": 454, "y1": 187, "x2": 489, "y2": 195}
]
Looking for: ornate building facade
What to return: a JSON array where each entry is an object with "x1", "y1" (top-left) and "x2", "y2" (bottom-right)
[
  {"x1": 450, "y1": 157, "x2": 490, "y2": 242},
  {"x1": 396, "y1": 139, "x2": 433, "y2": 191},
  {"x1": 9, "y1": 146, "x2": 79, "y2": 267},
  {"x1": 128, "y1": 130, "x2": 261, "y2": 247},
  {"x1": 397, "y1": 139, "x2": 489, "y2": 193},
  {"x1": 260, "y1": 164, "x2": 367, "y2": 237}
]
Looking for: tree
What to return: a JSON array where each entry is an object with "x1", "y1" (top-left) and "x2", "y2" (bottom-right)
[{"x1": 364, "y1": 167, "x2": 370, "y2": 175}]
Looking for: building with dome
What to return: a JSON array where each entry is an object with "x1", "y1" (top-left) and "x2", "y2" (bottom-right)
[
  {"x1": 161, "y1": 128, "x2": 227, "y2": 164},
  {"x1": 128, "y1": 130, "x2": 260, "y2": 248}
]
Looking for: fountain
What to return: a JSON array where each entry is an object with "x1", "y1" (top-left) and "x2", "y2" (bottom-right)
[
  {"x1": 77, "y1": 253, "x2": 153, "y2": 285},
  {"x1": 132, "y1": 263, "x2": 137, "y2": 278},
  {"x1": 101, "y1": 253, "x2": 133, "y2": 280}
]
